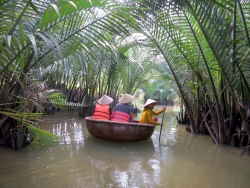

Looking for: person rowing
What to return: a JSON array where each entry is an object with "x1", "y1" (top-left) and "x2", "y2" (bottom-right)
[{"x1": 139, "y1": 99, "x2": 166, "y2": 125}]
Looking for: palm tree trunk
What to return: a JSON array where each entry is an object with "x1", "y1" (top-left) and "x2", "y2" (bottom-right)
[
  {"x1": 195, "y1": 86, "x2": 201, "y2": 131},
  {"x1": 228, "y1": 97, "x2": 237, "y2": 145}
]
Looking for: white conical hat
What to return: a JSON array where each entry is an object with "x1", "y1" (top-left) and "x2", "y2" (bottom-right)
[
  {"x1": 119, "y1": 94, "x2": 134, "y2": 103},
  {"x1": 143, "y1": 99, "x2": 158, "y2": 107},
  {"x1": 98, "y1": 95, "x2": 113, "y2": 104}
]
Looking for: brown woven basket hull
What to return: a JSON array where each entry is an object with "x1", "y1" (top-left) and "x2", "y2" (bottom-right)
[{"x1": 85, "y1": 116, "x2": 156, "y2": 141}]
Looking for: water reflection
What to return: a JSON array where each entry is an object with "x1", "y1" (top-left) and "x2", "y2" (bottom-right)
[
  {"x1": 0, "y1": 107, "x2": 249, "y2": 188},
  {"x1": 84, "y1": 136, "x2": 159, "y2": 187}
]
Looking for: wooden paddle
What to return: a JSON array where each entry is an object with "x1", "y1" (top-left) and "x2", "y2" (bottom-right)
[{"x1": 159, "y1": 104, "x2": 166, "y2": 142}]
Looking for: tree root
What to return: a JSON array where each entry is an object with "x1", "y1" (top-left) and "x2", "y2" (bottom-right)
[{"x1": 241, "y1": 145, "x2": 250, "y2": 156}]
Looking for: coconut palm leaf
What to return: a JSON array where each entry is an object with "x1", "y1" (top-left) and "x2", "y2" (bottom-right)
[
  {"x1": 0, "y1": 109, "x2": 59, "y2": 146},
  {"x1": 132, "y1": 0, "x2": 197, "y2": 129},
  {"x1": 130, "y1": 0, "x2": 250, "y2": 140},
  {"x1": 1, "y1": 0, "x2": 136, "y2": 97},
  {"x1": 26, "y1": 124, "x2": 60, "y2": 145}
]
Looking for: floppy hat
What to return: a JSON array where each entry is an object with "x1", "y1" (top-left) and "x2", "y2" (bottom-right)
[
  {"x1": 98, "y1": 95, "x2": 113, "y2": 104},
  {"x1": 119, "y1": 94, "x2": 134, "y2": 103},
  {"x1": 143, "y1": 99, "x2": 158, "y2": 107}
]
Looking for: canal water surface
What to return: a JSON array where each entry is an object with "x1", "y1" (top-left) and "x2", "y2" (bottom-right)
[{"x1": 0, "y1": 106, "x2": 249, "y2": 188}]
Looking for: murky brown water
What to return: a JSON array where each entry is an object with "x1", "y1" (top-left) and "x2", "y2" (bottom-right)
[{"x1": 0, "y1": 106, "x2": 249, "y2": 188}]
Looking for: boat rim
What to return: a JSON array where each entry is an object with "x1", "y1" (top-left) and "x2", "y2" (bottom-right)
[{"x1": 85, "y1": 116, "x2": 156, "y2": 127}]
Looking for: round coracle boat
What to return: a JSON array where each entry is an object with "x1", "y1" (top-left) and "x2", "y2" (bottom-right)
[{"x1": 85, "y1": 116, "x2": 156, "y2": 141}]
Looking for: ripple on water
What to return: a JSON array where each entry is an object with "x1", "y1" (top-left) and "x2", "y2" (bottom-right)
[{"x1": 0, "y1": 107, "x2": 250, "y2": 188}]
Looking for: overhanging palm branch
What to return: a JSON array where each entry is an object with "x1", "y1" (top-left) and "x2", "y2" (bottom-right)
[
  {"x1": 0, "y1": 0, "x2": 140, "y2": 148},
  {"x1": 132, "y1": 0, "x2": 197, "y2": 130}
]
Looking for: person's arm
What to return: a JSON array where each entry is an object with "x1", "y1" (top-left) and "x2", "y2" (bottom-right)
[
  {"x1": 93, "y1": 104, "x2": 98, "y2": 116},
  {"x1": 147, "y1": 110, "x2": 162, "y2": 125},
  {"x1": 130, "y1": 112, "x2": 139, "y2": 123},
  {"x1": 152, "y1": 106, "x2": 166, "y2": 115},
  {"x1": 130, "y1": 110, "x2": 134, "y2": 121},
  {"x1": 152, "y1": 109, "x2": 163, "y2": 115},
  {"x1": 130, "y1": 105, "x2": 139, "y2": 122},
  {"x1": 109, "y1": 106, "x2": 112, "y2": 120}
]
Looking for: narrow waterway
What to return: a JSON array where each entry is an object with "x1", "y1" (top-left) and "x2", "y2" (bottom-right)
[{"x1": 0, "y1": 106, "x2": 249, "y2": 188}]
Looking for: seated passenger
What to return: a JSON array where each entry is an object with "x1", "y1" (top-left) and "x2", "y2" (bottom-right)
[
  {"x1": 111, "y1": 94, "x2": 136, "y2": 122},
  {"x1": 93, "y1": 95, "x2": 113, "y2": 120},
  {"x1": 139, "y1": 99, "x2": 166, "y2": 125}
]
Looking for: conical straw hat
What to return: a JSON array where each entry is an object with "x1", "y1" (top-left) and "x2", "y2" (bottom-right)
[
  {"x1": 119, "y1": 94, "x2": 134, "y2": 103},
  {"x1": 143, "y1": 99, "x2": 158, "y2": 107},
  {"x1": 98, "y1": 95, "x2": 113, "y2": 104}
]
